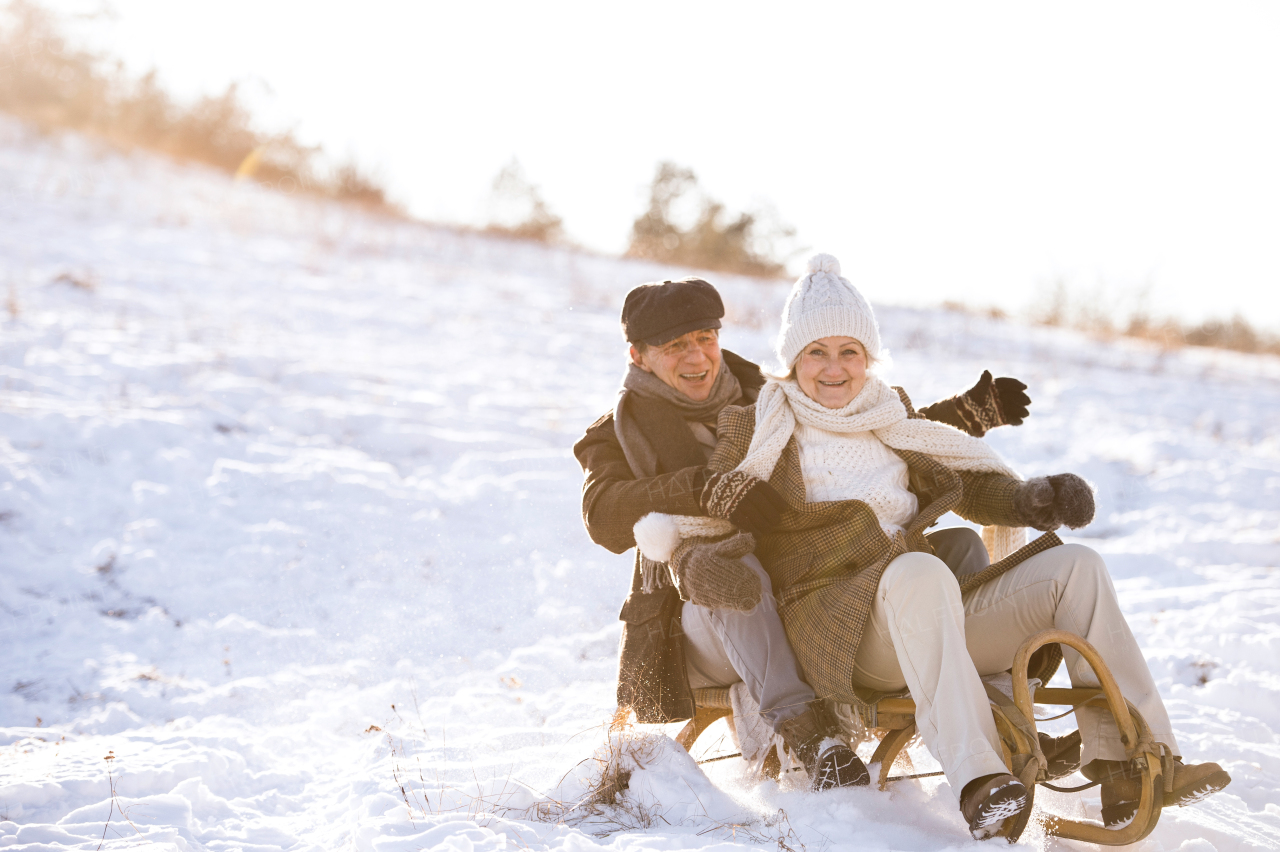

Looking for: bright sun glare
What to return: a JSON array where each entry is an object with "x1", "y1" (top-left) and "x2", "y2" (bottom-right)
[{"x1": 40, "y1": 0, "x2": 1280, "y2": 329}]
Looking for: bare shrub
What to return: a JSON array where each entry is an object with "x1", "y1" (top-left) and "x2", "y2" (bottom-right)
[
  {"x1": 1025, "y1": 279, "x2": 1279, "y2": 356},
  {"x1": 0, "y1": 1, "x2": 395, "y2": 210},
  {"x1": 626, "y1": 161, "x2": 798, "y2": 278},
  {"x1": 484, "y1": 158, "x2": 565, "y2": 244}
]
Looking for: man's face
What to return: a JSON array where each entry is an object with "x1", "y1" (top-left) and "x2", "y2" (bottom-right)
[{"x1": 631, "y1": 328, "x2": 722, "y2": 402}]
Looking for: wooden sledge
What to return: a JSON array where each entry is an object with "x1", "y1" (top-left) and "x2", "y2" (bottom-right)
[{"x1": 677, "y1": 629, "x2": 1172, "y2": 844}]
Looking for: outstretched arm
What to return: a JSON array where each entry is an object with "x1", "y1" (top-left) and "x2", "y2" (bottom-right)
[
  {"x1": 956, "y1": 471, "x2": 1095, "y2": 532},
  {"x1": 574, "y1": 415, "x2": 706, "y2": 554},
  {"x1": 918, "y1": 370, "x2": 1031, "y2": 437}
]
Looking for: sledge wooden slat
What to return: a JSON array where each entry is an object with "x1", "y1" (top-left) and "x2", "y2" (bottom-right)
[
  {"x1": 872, "y1": 687, "x2": 1106, "y2": 717},
  {"x1": 1032, "y1": 686, "x2": 1104, "y2": 706},
  {"x1": 872, "y1": 722, "x2": 917, "y2": 791},
  {"x1": 675, "y1": 705, "x2": 730, "y2": 751},
  {"x1": 876, "y1": 697, "x2": 916, "y2": 715}
]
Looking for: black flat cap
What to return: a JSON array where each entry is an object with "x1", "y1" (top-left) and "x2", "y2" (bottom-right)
[{"x1": 621, "y1": 277, "x2": 724, "y2": 346}]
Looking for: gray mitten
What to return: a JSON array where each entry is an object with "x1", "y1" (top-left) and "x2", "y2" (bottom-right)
[
  {"x1": 669, "y1": 531, "x2": 761, "y2": 612},
  {"x1": 1013, "y1": 474, "x2": 1096, "y2": 531}
]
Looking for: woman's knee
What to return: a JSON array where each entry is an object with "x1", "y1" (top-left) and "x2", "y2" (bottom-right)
[
  {"x1": 881, "y1": 552, "x2": 958, "y2": 599},
  {"x1": 1058, "y1": 543, "x2": 1109, "y2": 578}
]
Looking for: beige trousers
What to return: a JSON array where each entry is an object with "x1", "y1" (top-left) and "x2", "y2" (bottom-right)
[{"x1": 851, "y1": 543, "x2": 1179, "y2": 796}]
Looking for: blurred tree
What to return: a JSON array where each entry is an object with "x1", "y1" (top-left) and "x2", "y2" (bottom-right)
[
  {"x1": 626, "y1": 161, "x2": 797, "y2": 278},
  {"x1": 485, "y1": 159, "x2": 565, "y2": 243}
]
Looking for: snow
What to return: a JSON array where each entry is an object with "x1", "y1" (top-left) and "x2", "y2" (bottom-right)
[{"x1": 2, "y1": 115, "x2": 1278, "y2": 850}]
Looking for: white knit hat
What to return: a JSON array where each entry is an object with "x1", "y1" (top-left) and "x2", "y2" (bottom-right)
[{"x1": 776, "y1": 253, "x2": 881, "y2": 367}]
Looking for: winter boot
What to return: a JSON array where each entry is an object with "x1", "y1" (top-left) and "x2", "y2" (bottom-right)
[
  {"x1": 1082, "y1": 756, "x2": 1232, "y2": 828},
  {"x1": 777, "y1": 701, "x2": 870, "y2": 790},
  {"x1": 960, "y1": 773, "x2": 1031, "y2": 840},
  {"x1": 1039, "y1": 729, "x2": 1082, "y2": 779}
]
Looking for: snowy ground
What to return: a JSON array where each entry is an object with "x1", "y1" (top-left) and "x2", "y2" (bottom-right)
[{"x1": 1, "y1": 116, "x2": 1278, "y2": 851}]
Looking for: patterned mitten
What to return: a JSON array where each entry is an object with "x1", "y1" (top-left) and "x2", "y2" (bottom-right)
[
  {"x1": 669, "y1": 531, "x2": 761, "y2": 611},
  {"x1": 940, "y1": 370, "x2": 1032, "y2": 437},
  {"x1": 1013, "y1": 474, "x2": 1095, "y2": 531},
  {"x1": 701, "y1": 471, "x2": 787, "y2": 536}
]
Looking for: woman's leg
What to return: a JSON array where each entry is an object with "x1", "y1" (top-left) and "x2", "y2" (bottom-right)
[
  {"x1": 961, "y1": 543, "x2": 1179, "y2": 765},
  {"x1": 852, "y1": 551, "x2": 1008, "y2": 796}
]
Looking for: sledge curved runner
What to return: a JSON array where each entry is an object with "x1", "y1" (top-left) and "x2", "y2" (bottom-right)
[{"x1": 676, "y1": 628, "x2": 1171, "y2": 844}]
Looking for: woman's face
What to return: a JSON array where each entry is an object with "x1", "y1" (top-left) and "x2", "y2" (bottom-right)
[{"x1": 795, "y1": 336, "x2": 868, "y2": 409}]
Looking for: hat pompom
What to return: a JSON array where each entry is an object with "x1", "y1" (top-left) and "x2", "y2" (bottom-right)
[{"x1": 806, "y1": 253, "x2": 840, "y2": 276}]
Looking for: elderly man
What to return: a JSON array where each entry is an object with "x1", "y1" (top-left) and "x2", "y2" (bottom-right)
[{"x1": 573, "y1": 277, "x2": 1032, "y2": 789}]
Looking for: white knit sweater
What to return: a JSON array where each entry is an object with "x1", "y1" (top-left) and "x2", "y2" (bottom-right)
[
  {"x1": 632, "y1": 376, "x2": 1028, "y2": 566},
  {"x1": 795, "y1": 422, "x2": 918, "y2": 531}
]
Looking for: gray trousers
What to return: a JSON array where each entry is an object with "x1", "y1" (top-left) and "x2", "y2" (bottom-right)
[{"x1": 682, "y1": 527, "x2": 989, "y2": 730}]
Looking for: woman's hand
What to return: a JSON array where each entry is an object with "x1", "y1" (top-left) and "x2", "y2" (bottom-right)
[
  {"x1": 965, "y1": 370, "x2": 1031, "y2": 433},
  {"x1": 917, "y1": 370, "x2": 1032, "y2": 437},
  {"x1": 1013, "y1": 474, "x2": 1096, "y2": 531},
  {"x1": 701, "y1": 470, "x2": 787, "y2": 536}
]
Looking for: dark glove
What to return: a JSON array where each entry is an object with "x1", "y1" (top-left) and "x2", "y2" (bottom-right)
[
  {"x1": 669, "y1": 531, "x2": 762, "y2": 611},
  {"x1": 956, "y1": 370, "x2": 1031, "y2": 436},
  {"x1": 1013, "y1": 474, "x2": 1096, "y2": 531},
  {"x1": 991, "y1": 374, "x2": 1031, "y2": 426},
  {"x1": 701, "y1": 470, "x2": 787, "y2": 536}
]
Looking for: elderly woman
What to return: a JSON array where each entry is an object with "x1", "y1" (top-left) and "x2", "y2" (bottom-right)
[{"x1": 637, "y1": 255, "x2": 1229, "y2": 839}]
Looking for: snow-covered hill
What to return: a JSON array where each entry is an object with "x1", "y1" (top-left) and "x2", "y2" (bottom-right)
[{"x1": 2, "y1": 117, "x2": 1278, "y2": 851}]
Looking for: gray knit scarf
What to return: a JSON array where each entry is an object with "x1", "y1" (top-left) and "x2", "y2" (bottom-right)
[
  {"x1": 614, "y1": 360, "x2": 743, "y2": 593},
  {"x1": 613, "y1": 361, "x2": 743, "y2": 479}
]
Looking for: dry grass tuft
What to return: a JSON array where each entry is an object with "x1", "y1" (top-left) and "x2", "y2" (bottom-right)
[
  {"x1": 945, "y1": 280, "x2": 1280, "y2": 357},
  {"x1": 0, "y1": 1, "x2": 395, "y2": 211}
]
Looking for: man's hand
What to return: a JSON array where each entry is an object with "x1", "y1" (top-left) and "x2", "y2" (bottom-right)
[
  {"x1": 701, "y1": 470, "x2": 787, "y2": 536},
  {"x1": 1013, "y1": 474, "x2": 1095, "y2": 531},
  {"x1": 669, "y1": 531, "x2": 762, "y2": 611}
]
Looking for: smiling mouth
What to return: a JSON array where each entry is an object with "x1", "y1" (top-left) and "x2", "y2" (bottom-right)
[
  {"x1": 818, "y1": 380, "x2": 846, "y2": 387},
  {"x1": 680, "y1": 372, "x2": 709, "y2": 381}
]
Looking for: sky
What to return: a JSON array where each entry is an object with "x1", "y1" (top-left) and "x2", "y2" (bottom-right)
[{"x1": 40, "y1": 1, "x2": 1280, "y2": 330}]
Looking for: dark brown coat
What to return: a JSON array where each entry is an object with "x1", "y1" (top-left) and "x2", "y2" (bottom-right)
[{"x1": 574, "y1": 352, "x2": 763, "y2": 722}]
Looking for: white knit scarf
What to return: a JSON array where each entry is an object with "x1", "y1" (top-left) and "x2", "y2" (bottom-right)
[{"x1": 633, "y1": 376, "x2": 1027, "y2": 564}]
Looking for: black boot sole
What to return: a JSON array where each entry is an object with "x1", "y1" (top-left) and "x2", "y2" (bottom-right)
[
  {"x1": 969, "y1": 784, "x2": 1030, "y2": 840},
  {"x1": 813, "y1": 747, "x2": 871, "y2": 790}
]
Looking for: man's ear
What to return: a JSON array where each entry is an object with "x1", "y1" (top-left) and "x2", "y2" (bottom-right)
[{"x1": 629, "y1": 345, "x2": 653, "y2": 373}]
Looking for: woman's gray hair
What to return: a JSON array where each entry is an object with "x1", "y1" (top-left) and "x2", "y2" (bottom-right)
[{"x1": 767, "y1": 339, "x2": 888, "y2": 381}]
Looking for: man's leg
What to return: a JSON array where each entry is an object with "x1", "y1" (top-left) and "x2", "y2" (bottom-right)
[
  {"x1": 927, "y1": 527, "x2": 990, "y2": 578},
  {"x1": 960, "y1": 543, "x2": 1179, "y2": 764},
  {"x1": 681, "y1": 553, "x2": 815, "y2": 728},
  {"x1": 851, "y1": 551, "x2": 1009, "y2": 795}
]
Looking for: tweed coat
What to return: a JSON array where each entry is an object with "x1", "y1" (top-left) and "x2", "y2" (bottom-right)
[{"x1": 706, "y1": 397, "x2": 1062, "y2": 704}]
